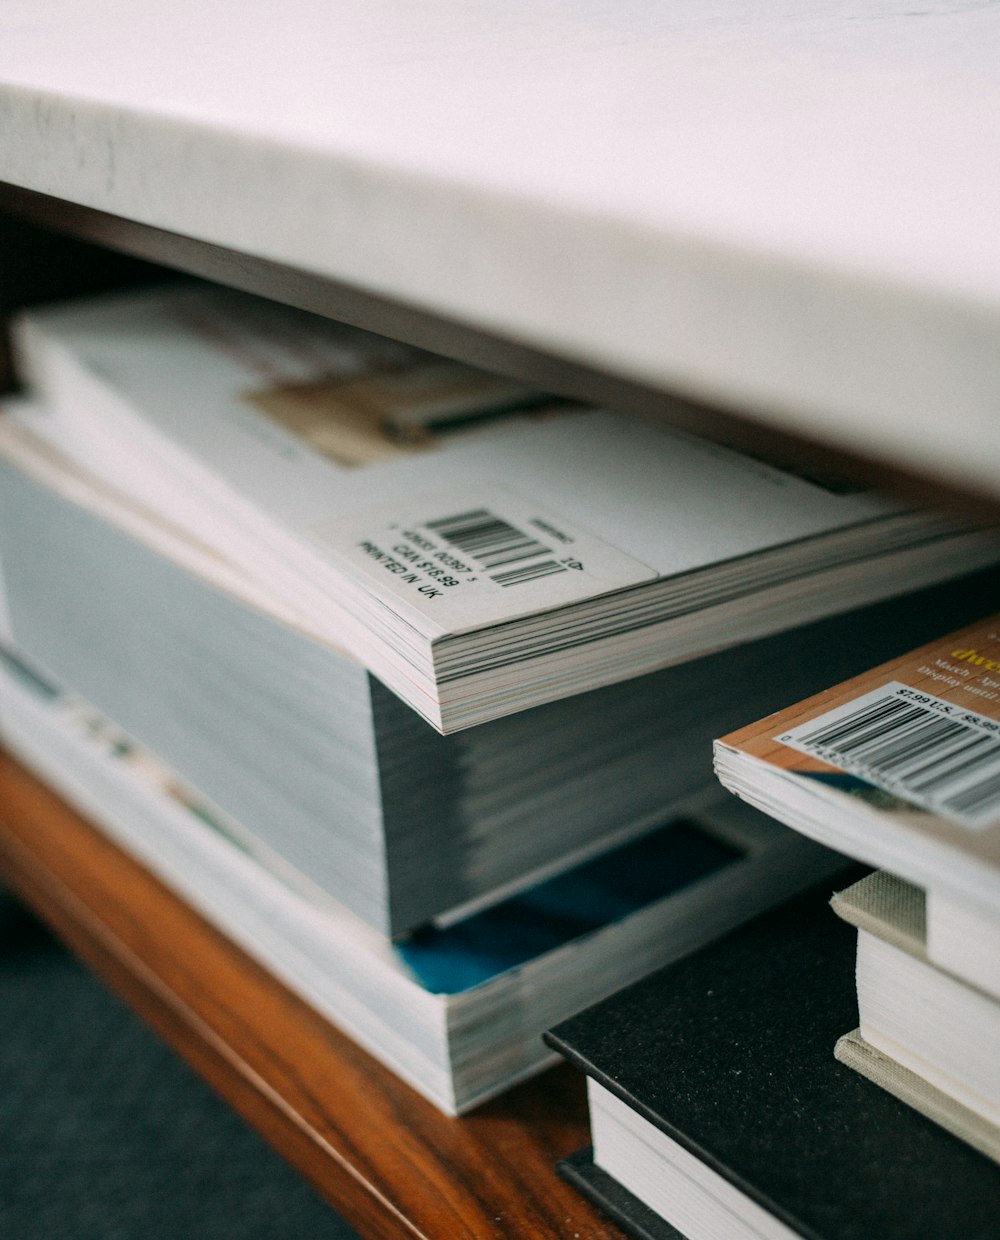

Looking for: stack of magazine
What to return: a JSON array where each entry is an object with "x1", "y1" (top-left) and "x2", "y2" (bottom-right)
[
  {"x1": 715, "y1": 615, "x2": 1000, "y2": 1162},
  {"x1": 545, "y1": 616, "x2": 1000, "y2": 1238},
  {"x1": 14, "y1": 282, "x2": 1000, "y2": 731},
  {"x1": 3, "y1": 642, "x2": 833, "y2": 1115},
  {"x1": 3, "y1": 281, "x2": 1000, "y2": 1113},
  {"x1": 545, "y1": 879, "x2": 999, "y2": 1240}
]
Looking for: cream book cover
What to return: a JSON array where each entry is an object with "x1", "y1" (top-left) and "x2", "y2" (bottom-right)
[
  {"x1": 831, "y1": 871, "x2": 1000, "y2": 1162},
  {"x1": 835, "y1": 1031, "x2": 1000, "y2": 1166}
]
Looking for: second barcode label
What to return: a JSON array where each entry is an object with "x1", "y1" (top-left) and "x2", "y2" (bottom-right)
[{"x1": 778, "y1": 682, "x2": 1000, "y2": 830}]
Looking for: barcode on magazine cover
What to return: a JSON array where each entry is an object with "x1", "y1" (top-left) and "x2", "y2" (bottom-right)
[
  {"x1": 778, "y1": 681, "x2": 1000, "y2": 829},
  {"x1": 425, "y1": 509, "x2": 569, "y2": 587}
]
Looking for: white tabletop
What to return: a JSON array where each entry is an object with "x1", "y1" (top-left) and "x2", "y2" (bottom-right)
[{"x1": 3, "y1": 1, "x2": 1000, "y2": 493}]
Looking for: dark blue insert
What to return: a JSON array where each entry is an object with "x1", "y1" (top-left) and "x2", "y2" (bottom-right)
[{"x1": 396, "y1": 820, "x2": 742, "y2": 994}]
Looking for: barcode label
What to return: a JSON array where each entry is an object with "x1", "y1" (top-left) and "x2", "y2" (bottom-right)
[
  {"x1": 426, "y1": 509, "x2": 568, "y2": 587},
  {"x1": 314, "y1": 486, "x2": 656, "y2": 631},
  {"x1": 779, "y1": 682, "x2": 1000, "y2": 829}
]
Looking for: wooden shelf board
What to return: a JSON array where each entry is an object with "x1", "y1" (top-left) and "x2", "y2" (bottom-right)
[
  {"x1": 4, "y1": 3, "x2": 1000, "y2": 501},
  {"x1": 0, "y1": 750, "x2": 622, "y2": 1240},
  {"x1": 3, "y1": 187, "x2": 997, "y2": 520}
]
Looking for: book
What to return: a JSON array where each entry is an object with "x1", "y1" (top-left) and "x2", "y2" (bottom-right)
[
  {"x1": 925, "y1": 886, "x2": 1000, "y2": 1001},
  {"x1": 834, "y1": 1031, "x2": 1000, "y2": 1167},
  {"x1": 831, "y1": 871, "x2": 1000, "y2": 1150},
  {"x1": 0, "y1": 644, "x2": 842, "y2": 1115},
  {"x1": 715, "y1": 612, "x2": 1000, "y2": 991},
  {"x1": 545, "y1": 882, "x2": 1000, "y2": 1240},
  {"x1": 15, "y1": 282, "x2": 1000, "y2": 733},
  {"x1": 6, "y1": 402, "x2": 1000, "y2": 936}
]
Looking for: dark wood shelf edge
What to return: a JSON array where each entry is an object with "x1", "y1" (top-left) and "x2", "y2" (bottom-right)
[{"x1": 0, "y1": 749, "x2": 623, "y2": 1240}]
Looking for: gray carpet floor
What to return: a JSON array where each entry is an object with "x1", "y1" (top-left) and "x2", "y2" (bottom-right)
[{"x1": 0, "y1": 889, "x2": 361, "y2": 1240}]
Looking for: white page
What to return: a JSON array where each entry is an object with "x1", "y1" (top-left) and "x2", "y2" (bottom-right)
[{"x1": 20, "y1": 284, "x2": 900, "y2": 635}]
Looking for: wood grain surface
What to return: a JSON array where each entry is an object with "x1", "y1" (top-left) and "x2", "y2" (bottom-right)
[{"x1": 0, "y1": 750, "x2": 624, "y2": 1240}]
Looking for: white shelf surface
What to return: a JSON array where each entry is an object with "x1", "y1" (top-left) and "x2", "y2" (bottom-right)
[{"x1": 2, "y1": 1, "x2": 1000, "y2": 492}]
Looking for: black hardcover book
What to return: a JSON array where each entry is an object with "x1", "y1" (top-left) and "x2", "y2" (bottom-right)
[
  {"x1": 545, "y1": 873, "x2": 1000, "y2": 1240},
  {"x1": 558, "y1": 1148, "x2": 680, "y2": 1240}
]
